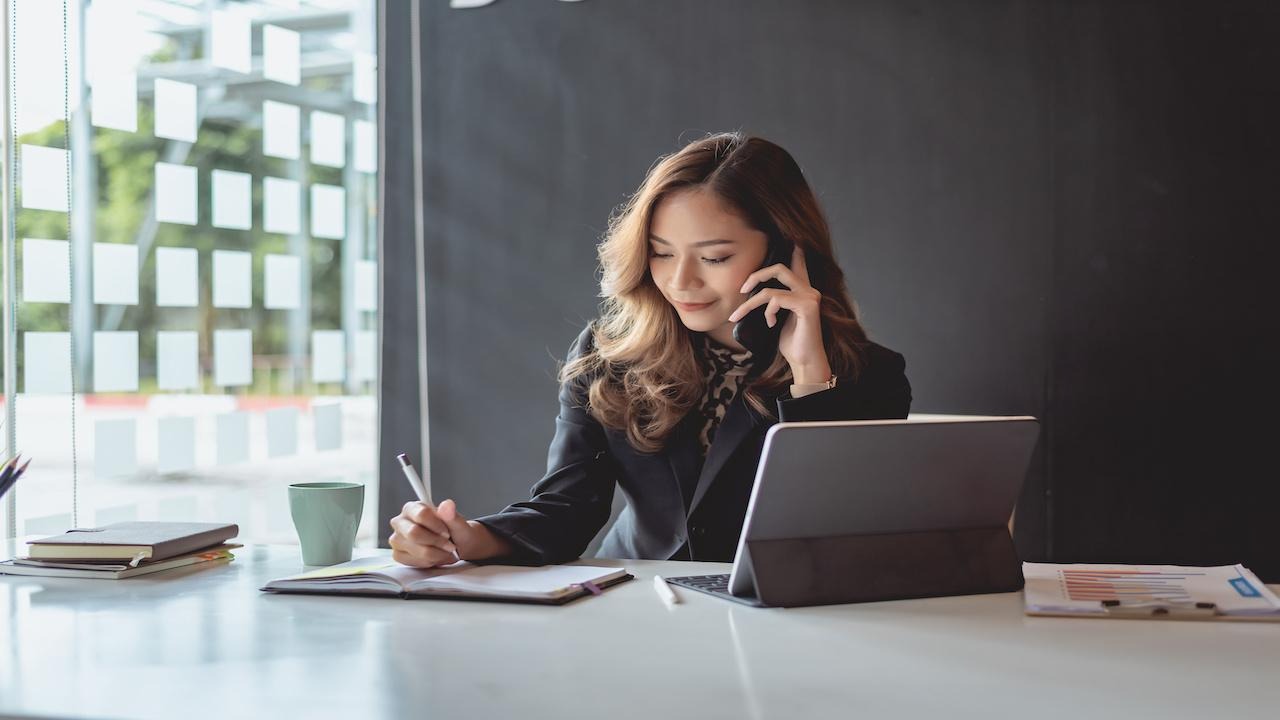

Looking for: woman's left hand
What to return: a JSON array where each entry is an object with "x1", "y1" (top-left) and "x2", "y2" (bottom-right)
[{"x1": 728, "y1": 245, "x2": 833, "y2": 384}]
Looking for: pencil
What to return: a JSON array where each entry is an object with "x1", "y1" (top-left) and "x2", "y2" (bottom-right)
[{"x1": 0, "y1": 455, "x2": 27, "y2": 500}]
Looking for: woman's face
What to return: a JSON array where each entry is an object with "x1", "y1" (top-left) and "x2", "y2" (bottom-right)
[{"x1": 648, "y1": 188, "x2": 769, "y2": 345}]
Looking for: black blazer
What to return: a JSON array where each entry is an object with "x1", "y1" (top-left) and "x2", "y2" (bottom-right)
[{"x1": 475, "y1": 325, "x2": 912, "y2": 564}]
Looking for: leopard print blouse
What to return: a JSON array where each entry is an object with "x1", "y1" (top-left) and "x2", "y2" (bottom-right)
[{"x1": 696, "y1": 337, "x2": 754, "y2": 456}]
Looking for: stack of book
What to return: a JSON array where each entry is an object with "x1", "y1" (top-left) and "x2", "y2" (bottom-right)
[{"x1": 0, "y1": 521, "x2": 240, "y2": 579}]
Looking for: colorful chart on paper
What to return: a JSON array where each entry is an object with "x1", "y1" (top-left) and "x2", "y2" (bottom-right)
[{"x1": 1056, "y1": 568, "x2": 1204, "y2": 603}]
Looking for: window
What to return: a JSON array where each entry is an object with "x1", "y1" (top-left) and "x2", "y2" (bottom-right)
[{"x1": 1, "y1": 0, "x2": 380, "y2": 545}]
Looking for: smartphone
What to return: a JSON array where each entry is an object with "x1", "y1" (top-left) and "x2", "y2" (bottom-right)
[{"x1": 732, "y1": 236, "x2": 793, "y2": 358}]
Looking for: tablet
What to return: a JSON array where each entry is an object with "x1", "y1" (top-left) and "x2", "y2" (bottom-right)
[{"x1": 671, "y1": 416, "x2": 1040, "y2": 607}]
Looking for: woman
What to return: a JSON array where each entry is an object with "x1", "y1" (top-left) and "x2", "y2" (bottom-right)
[{"x1": 389, "y1": 132, "x2": 911, "y2": 567}]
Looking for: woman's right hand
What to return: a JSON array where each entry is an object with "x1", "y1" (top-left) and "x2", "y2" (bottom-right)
[{"x1": 388, "y1": 499, "x2": 512, "y2": 568}]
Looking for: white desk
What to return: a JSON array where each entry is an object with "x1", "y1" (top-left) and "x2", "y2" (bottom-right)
[{"x1": 2, "y1": 545, "x2": 1278, "y2": 720}]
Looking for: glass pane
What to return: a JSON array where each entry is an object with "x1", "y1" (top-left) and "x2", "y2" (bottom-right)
[{"x1": 6, "y1": 0, "x2": 380, "y2": 545}]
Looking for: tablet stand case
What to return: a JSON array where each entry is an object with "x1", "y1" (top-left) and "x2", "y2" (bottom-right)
[{"x1": 743, "y1": 525, "x2": 1022, "y2": 608}]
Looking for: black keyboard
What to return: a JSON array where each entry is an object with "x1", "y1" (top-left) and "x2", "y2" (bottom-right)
[
  {"x1": 666, "y1": 574, "x2": 765, "y2": 606},
  {"x1": 667, "y1": 573, "x2": 731, "y2": 593}
]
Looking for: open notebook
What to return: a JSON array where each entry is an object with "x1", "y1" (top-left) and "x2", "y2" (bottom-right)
[{"x1": 261, "y1": 556, "x2": 632, "y2": 605}]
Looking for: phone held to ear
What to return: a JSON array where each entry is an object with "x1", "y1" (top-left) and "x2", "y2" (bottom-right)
[{"x1": 732, "y1": 238, "x2": 793, "y2": 358}]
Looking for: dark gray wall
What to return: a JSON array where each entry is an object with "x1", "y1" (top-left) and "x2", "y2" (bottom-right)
[
  {"x1": 406, "y1": 0, "x2": 1053, "y2": 557},
  {"x1": 1047, "y1": 2, "x2": 1280, "y2": 575},
  {"x1": 382, "y1": 0, "x2": 1279, "y2": 578}
]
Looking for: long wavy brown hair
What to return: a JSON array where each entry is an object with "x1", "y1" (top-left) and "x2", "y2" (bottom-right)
[{"x1": 561, "y1": 132, "x2": 869, "y2": 453}]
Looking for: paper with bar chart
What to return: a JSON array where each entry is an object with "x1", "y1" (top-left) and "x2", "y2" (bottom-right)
[{"x1": 1023, "y1": 563, "x2": 1280, "y2": 617}]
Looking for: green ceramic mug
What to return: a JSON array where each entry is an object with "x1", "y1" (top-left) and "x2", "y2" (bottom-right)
[{"x1": 288, "y1": 481, "x2": 365, "y2": 566}]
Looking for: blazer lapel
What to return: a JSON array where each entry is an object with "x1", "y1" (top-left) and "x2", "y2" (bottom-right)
[
  {"x1": 686, "y1": 392, "x2": 761, "y2": 517},
  {"x1": 666, "y1": 410, "x2": 703, "y2": 514}
]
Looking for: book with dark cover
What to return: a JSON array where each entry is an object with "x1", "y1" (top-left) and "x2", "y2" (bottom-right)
[{"x1": 26, "y1": 522, "x2": 240, "y2": 562}]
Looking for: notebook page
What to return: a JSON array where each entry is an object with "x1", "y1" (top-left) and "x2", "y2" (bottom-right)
[
  {"x1": 267, "y1": 557, "x2": 408, "y2": 592},
  {"x1": 284, "y1": 559, "x2": 507, "y2": 590},
  {"x1": 405, "y1": 563, "x2": 625, "y2": 599}
]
